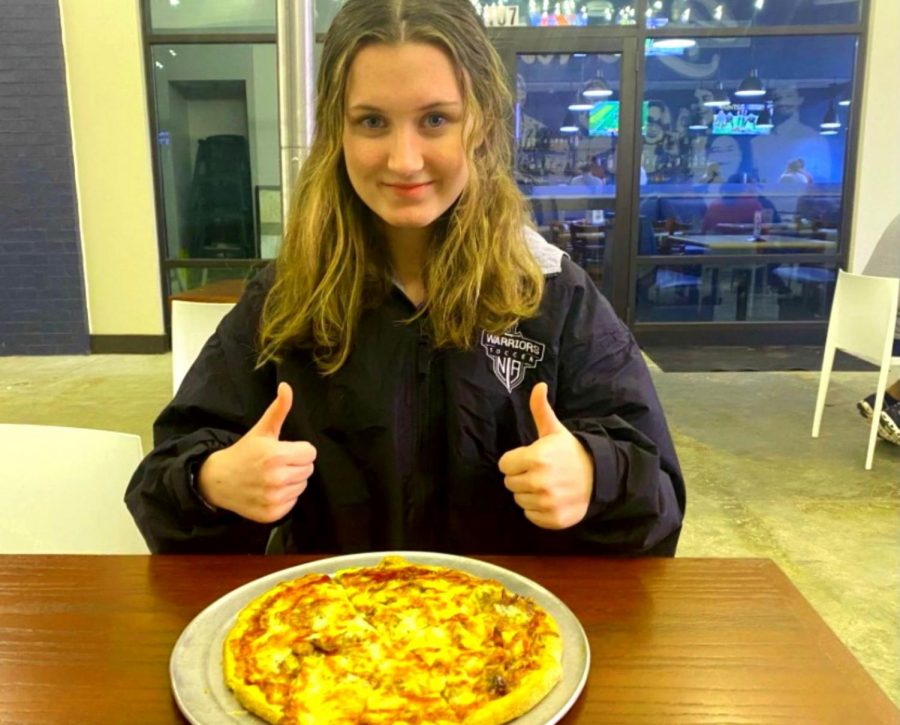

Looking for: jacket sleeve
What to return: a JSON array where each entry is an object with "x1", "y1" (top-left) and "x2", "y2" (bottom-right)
[
  {"x1": 124, "y1": 269, "x2": 278, "y2": 553},
  {"x1": 552, "y1": 260, "x2": 686, "y2": 555}
]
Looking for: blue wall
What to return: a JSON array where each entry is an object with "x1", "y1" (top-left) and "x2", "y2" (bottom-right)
[{"x1": 0, "y1": 0, "x2": 89, "y2": 354}]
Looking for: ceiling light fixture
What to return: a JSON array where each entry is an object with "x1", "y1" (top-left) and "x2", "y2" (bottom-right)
[
  {"x1": 653, "y1": 38, "x2": 697, "y2": 50},
  {"x1": 703, "y1": 81, "x2": 730, "y2": 108},
  {"x1": 735, "y1": 68, "x2": 766, "y2": 98},
  {"x1": 582, "y1": 72, "x2": 613, "y2": 99},
  {"x1": 688, "y1": 112, "x2": 708, "y2": 131},
  {"x1": 560, "y1": 111, "x2": 579, "y2": 134},
  {"x1": 820, "y1": 100, "x2": 841, "y2": 130}
]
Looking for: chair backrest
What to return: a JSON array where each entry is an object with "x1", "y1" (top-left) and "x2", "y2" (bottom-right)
[
  {"x1": 825, "y1": 270, "x2": 899, "y2": 365},
  {"x1": 0, "y1": 424, "x2": 148, "y2": 554},
  {"x1": 171, "y1": 300, "x2": 235, "y2": 394}
]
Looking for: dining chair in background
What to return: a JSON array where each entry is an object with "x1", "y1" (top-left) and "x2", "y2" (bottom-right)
[
  {"x1": 0, "y1": 424, "x2": 149, "y2": 553},
  {"x1": 171, "y1": 300, "x2": 235, "y2": 394},
  {"x1": 812, "y1": 270, "x2": 900, "y2": 470}
]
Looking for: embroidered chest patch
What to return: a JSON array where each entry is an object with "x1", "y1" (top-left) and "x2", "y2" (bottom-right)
[{"x1": 480, "y1": 323, "x2": 546, "y2": 393}]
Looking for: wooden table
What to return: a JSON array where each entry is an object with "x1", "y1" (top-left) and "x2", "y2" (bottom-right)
[
  {"x1": 667, "y1": 233, "x2": 837, "y2": 254},
  {"x1": 1, "y1": 556, "x2": 895, "y2": 724},
  {"x1": 169, "y1": 278, "x2": 247, "y2": 304}
]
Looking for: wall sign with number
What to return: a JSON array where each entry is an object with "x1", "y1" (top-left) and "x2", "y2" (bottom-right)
[{"x1": 482, "y1": 4, "x2": 520, "y2": 26}]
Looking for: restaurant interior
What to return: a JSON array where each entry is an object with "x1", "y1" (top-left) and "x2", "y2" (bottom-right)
[{"x1": 0, "y1": 0, "x2": 897, "y2": 721}]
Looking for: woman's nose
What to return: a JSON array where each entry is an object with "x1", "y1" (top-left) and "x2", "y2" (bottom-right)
[{"x1": 387, "y1": 127, "x2": 424, "y2": 175}]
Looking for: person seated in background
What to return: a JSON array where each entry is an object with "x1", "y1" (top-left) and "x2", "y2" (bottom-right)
[
  {"x1": 698, "y1": 161, "x2": 723, "y2": 185},
  {"x1": 125, "y1": 0, "x2": 685, "y2": 557},
  {"x1": 779, "y1": 158, "x2": 810, "y2": 184},
  {"x1": 857, "y1": 366, "x2": 900, "y2": 447},
  {"x1": 570, "y1": 153, "x2": 608, "y2": 188},
  {"x1": 700, "y1": 174, "x2": 764, "y2": 233}
]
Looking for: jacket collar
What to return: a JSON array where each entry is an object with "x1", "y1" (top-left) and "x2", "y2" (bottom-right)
[{"x1": 524, "y1": 226, "x2": 566, "y2": 276}]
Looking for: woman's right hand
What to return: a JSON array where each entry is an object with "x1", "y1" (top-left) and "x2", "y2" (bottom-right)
[{"x1": 197, "y1": 382, "x2": 317, "y2": 523}]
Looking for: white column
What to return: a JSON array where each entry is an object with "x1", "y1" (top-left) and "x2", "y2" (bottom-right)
[{"x1": 276, "y1": 0, "x2": 316, "y2": 223}]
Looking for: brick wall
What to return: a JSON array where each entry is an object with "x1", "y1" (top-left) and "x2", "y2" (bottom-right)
[{"x1": 0, "y1": 0, "x2": 89, "y2": 355}]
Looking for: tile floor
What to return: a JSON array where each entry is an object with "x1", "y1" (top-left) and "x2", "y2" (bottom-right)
[{"x1": 0, "y1": 353, "x2": 897, "y2": 705}]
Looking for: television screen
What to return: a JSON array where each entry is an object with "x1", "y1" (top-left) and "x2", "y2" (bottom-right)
[
  {"x1": 711, "y1": 104, "x2": 772, "y2": 136},
  {"x1": 588, "y1": 101, "x2": 650, "y2": 137}
]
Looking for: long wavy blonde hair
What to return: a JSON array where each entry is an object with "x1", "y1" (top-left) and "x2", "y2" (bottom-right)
[{"x1": 258, "y1": 0, "x2": 544, "y2": 374}]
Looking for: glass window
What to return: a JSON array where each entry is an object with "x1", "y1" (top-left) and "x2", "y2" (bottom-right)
[
  {"x1": 646, "y1": 0, "x2": 860, "y2": 29},
  {"x1": 315, "y1": 0, "x2": 344, "y2": 34},
  {"x1": 150, "y1": 44, "x2": 281, "y2": 263},
  {"x1": 636, "y1": 37, "x2": 853, "y2": 234},
  {"x1": 516, "y1": 52, "x2": 623, "y2": 288},
  {"x1": 635, "y1": 261, "x2": 837, "y2": 322},
  {"x1": 149, "y1": 0, "x2": 276, "y2": 34}
]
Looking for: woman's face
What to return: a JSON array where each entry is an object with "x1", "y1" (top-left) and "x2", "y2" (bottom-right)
[
  {"x1": 707, "y1": 137, "x2": 741, "y2": 179},
  {"x1": 342, "y1": 42, "x2": 470, "y2": 243}
]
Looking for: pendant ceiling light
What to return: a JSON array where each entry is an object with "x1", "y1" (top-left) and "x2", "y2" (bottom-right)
[
  {"x1": 820, "y1": 100, "x2": 841, "y2": 130},
  {"x1": 560, "y1": 110, "x2": 579, "y2": 133},
  {"x1": 837, "y1": 80, "x2": 852, "y2": 106},
  {"x1": 569, "y1": 58, "x2": 594, "y2": 113},
  {"x1": 703, "y1": 81, "x2": 730, "y2": 108},
  {"x1": 582, "y1": 71, "x2": 613, "y2": 99},
  {"x1": 735, "y1": 68, "x2": 766, "y2": 98},
  {"x1": 653, "y1": 38, "x2": 697, "y2": 50},
  {"x1": 687, "y1": 111, "x2": 708, "y2": 131}
]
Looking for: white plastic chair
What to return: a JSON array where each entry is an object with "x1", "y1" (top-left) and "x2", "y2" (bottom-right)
[
  {"x1": 171, "y1": 300, "x2": 235, "y2": 394},
  {"x1": 0, "y1": 424, "x2": 149, "y2": 553},
  {"x1": 812, "y1": 270, "x2": 900, "y2": 469}
]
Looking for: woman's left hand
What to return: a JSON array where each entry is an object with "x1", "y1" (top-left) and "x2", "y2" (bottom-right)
[{"x1": 498, "y1": 383, "x2": 594, "y2": 529}]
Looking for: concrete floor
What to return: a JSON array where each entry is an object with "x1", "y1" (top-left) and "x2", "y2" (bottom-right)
[{"x1": 0, "y1": 353, "x2": 897, "y2": 705}]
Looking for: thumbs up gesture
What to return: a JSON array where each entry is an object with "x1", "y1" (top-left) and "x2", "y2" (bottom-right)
[
  {"x1": 498, "y1": 383, "x2": 593, "y2": 530},
  {"x1": 197, "y1": 382, "x2": 317, "y2": 523}
]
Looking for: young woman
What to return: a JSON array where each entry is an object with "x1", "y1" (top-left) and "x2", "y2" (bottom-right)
[{"x1": 126, "y1": 0, "x2": 685, "y2": 555}]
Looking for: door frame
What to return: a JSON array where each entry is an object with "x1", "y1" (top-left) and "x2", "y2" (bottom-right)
[{"x1": 491, "y1": 30, "x2": 640, "y2": 321}]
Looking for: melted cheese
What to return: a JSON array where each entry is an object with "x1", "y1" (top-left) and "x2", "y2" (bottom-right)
[{"x1": 224, "y1": 558, "x2": 562, "y2": 725}]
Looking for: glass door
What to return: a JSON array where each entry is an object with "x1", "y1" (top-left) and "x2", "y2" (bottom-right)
[{"x1": 495, "y1": 34, "x2": 638, "y2": 317}]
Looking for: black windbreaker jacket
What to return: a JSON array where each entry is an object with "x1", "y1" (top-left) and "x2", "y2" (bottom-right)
[{"x1": 125, "y1": 235, "x2": 685, "y2": 556}]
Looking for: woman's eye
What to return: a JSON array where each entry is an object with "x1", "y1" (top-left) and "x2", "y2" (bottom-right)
[
  {"x1": 424, "y1": 114, "x2": 447, "y2": 129},
  {"x1": 360, "y1": 116, "x2": 384, "y2": 129}
]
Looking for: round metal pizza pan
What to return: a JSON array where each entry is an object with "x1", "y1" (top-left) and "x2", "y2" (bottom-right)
[{"x1": 171, "y1": 551, "x2": 590, "y2": 724}]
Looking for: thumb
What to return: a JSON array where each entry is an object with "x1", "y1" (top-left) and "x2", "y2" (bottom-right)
[
  {"x1": 251, "y1": 382, "x2": 293, "y2": 438},
  {"x1": 530, "y1": 382, "x2": 565, "y2": 438}
]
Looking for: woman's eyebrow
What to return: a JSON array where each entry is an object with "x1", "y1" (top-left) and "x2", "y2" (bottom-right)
[{"x1": 347, "y1": 101, "x2": 463, "y2": 113}]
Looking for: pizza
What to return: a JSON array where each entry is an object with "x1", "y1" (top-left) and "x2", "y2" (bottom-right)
[{"x1": 222, "y1": 556, "x2": 563, "y2": 724}]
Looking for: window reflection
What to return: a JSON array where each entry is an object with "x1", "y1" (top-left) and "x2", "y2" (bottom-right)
[
  {"x1": 637, "y1": 35, "x2": 854, "y2": 262},
  {"x1": 515, "y1": 52, "x2": 623, "y2": 288},
  {"x1": 515, "y1": 53, "x2": 622, "y2": 192},
  {"x1": 635, "y1": 262, "x2": 837, "y2": 322},
  {"x1": 646, "y1": 0, "x2": 860, "y2": 28},
  {"x1": 151, "y1": 45, "x2": 280, "y2": 264},
  {"x1": 149, "y1": 0, "x2": 276, "y2": 34}
]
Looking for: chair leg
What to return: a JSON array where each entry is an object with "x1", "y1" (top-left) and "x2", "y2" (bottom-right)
[
  {"x1": 812, "y1": 346, "x2": 836, "y2": 438},
  {"x1": 865, "y1": 363, "x2": 893, "y2": 470}
]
